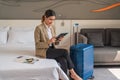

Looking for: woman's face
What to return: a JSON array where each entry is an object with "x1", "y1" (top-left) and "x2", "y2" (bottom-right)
[{"x1": 44, "y1": 16, "x2": 56, "y2": 26}]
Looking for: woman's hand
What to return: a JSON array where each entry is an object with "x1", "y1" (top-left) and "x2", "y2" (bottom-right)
[
  {"x1": 58, "y1": 36, "x2": 64, "y2": 41},
  {"x1": 48, "y1": 37, "x2": 56, "y2": 44}
]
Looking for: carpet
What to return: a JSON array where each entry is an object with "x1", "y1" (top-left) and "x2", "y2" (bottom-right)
[{"x1": 92, "y1": 67, "x2": 120, "y2": 80}]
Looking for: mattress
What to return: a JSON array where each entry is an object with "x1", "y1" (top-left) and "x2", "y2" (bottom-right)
[{"x1": 0, "y1": 45, "x2": 69, "y2": 80}]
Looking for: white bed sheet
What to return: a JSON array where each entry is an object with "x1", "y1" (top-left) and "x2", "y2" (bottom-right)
[{"x1": 0, "y1": 45, "x2": 69, "y2": 80}]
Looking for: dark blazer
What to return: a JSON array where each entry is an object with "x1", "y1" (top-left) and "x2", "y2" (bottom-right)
[{"x1": 34, "y1": 23, "x2": 57, "y2": 58}]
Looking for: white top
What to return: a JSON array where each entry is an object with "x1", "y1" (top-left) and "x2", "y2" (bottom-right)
[{"x1": 44, "y1": 23, "x2": 52, "y2": 46}]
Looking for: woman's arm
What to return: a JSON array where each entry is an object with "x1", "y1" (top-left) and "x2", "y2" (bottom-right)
[{"x1": 34, "y1": 26, "x2": 49, "y2": 48}]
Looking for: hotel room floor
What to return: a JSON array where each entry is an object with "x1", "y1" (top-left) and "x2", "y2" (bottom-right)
[{"x1": 88, "y1": 67, "x2": 120, "y2": 80}]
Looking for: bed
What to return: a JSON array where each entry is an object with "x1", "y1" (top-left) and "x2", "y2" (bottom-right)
[{"x1": 0, "y1": 26, "x2": 69, "y2": 80}]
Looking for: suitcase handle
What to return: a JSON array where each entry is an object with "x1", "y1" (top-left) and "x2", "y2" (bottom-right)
[{"x1": 73, "y1": 23, "x2": 79, "y2": 45}]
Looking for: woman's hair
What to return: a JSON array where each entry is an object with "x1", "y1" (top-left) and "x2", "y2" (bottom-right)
[{"x1": 41, "y1": 9, "x2": 56, "y2": 23}]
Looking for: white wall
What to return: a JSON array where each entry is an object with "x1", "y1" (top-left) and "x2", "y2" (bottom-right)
[
  {"x1": 72, "y1": 20, "x2": 120, "y2": 28},
  {"x1": 0, "y1": 20, "x2": 120, "y2": 50},
  {"x1": 0, "y1": 20, "x2": 40, "y2": 27},
  {"x1": 1, "y1": 20, "x2": 120, "y2": 29}
]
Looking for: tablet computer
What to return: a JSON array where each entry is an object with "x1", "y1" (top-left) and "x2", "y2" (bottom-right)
[{"x1": 56, "y1": 33, "x2": 68, "y2": 40}]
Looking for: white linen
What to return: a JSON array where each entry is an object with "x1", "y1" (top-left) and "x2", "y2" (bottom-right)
[
  {"x1": 0, "y1": 46, "x2": 69, "y2": 80},
  {"x1": 0, "y1": 26, "x2": 9, "y2": 44},
  {"x1": 0, "y1": 31, "x2": 8, "y2": 44},
  {"x1": 8, "y1": 27, "x2": 34, "y2": 44}
]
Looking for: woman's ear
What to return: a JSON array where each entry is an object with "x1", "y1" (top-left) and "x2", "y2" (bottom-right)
[{"x1": 44, "y1": 16, "x2": 47, "y2": 19}]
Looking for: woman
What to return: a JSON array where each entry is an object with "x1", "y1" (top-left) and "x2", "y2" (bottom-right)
[{"x1": 34, "y1": 9, "x2": 82, "y2": 80}]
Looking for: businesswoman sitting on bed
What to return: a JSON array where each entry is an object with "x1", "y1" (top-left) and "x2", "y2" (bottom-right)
[{"x1": 34, "y1": 9, "x2": 82, "y2": 80}]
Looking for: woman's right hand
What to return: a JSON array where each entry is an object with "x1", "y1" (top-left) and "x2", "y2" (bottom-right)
[{"x1": 48, "y1": 37, "x2": 56, "y2": 44}]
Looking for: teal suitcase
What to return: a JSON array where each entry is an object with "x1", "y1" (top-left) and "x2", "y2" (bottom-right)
[{"x1": 70, "y1": 43, "x2": 94, "y2": 80}]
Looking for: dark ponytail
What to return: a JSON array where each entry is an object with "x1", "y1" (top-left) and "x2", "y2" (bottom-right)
[
  {"x1": 41, "y1": 15, "x2": 45, "y2": 23},
  {"x1": 41, "y1": 9, "x2": 56, "y2": 23}
]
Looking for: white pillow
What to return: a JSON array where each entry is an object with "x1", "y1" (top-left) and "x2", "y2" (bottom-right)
[
  {"x1": 0, "y1": 26, "x2": 9, "y2": 31},
  {"x1": 0, "y1": 26, "x2": 9, "y2": 44},
  {"x1": 8, "y1": 29, "x2": 34, "y2": 44},
  {"x1": 0, "y1": 31, "x2": 8, "y2": 44},
  {"x1": 9, "y1": 26, "x2": 35, "y2": 31}
]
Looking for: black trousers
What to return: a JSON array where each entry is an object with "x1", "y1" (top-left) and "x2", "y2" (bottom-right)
[{"x1": 46, "y1": 47, "x2": 74, "y2": 74}]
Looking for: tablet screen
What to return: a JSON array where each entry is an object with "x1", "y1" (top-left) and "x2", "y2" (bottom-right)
[{"x1": 56, "y1": 33, "x2": 68, "y2": 40}]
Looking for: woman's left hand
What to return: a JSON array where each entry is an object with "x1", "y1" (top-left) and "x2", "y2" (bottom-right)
[{"x1": 58, "y1": 36, "x2": 64, "y2": 41}]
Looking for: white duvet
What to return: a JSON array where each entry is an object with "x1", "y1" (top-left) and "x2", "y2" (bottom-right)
[{"x1": 0, "y1": 45, "x2": 69, "y2": 80}]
